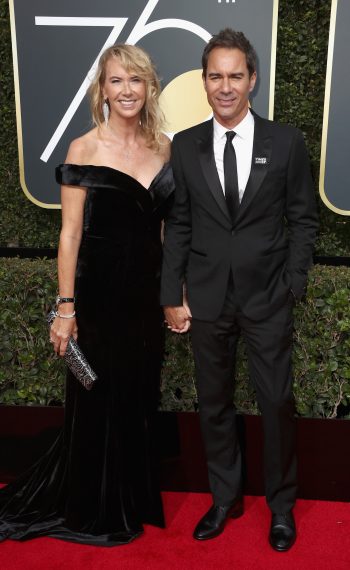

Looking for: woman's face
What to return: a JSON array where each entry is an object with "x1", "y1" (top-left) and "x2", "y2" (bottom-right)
[{"x1": 102, "y1": 57, "x2": 146, "y2": 121}]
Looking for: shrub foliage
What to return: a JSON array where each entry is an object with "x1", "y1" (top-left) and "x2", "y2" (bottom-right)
[{"x1": 1, "y1": 258, "x2": 349, "y2": 418}]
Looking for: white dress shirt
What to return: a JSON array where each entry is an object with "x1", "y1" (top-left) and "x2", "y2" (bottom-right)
[{"x1": 213, "y1": 109, "x2": 255, "y2": 203}]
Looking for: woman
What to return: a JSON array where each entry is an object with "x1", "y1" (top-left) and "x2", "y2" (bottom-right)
[{"x1": 0, "y1": 44, "x2": 174, "y2": 545}]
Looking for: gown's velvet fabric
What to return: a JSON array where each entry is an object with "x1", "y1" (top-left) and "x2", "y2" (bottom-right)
[{"x1": 0, "y1": 163, "x2": 175, "y2": 546}]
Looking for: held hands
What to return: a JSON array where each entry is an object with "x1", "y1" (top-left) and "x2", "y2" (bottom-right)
[
  {"x1": 164, "y1": 302, "x2": 192, "y2": 334},
  {"x1": 50, "y1": 315, "x2": 78, "y2": 356}
]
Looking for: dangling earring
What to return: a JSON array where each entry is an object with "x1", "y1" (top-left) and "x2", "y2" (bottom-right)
[{"x1": 102, "y1": 99, "x2": 109, "y2": 126}]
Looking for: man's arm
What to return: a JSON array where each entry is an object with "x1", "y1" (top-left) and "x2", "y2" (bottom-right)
[
  {"x1": 285, "y1": 129, "x2": 319, "y2": 299},
  {"x1": 161, "y1": 135, "x2": 192, "y2": 331}
]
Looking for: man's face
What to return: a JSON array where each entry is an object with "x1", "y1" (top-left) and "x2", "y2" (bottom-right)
[{"x1": 203, "y1": 47, "x2": 256, "y2": 129}]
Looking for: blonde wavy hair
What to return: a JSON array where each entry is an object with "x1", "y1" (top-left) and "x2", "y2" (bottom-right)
[{"x1": 88, "y1": 44, "x2": 165, "y2": 150}]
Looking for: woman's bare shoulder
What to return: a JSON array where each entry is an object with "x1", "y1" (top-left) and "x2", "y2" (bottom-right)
[{"x1": 65, "y1": 128, "x2": 99, "y2": 164}]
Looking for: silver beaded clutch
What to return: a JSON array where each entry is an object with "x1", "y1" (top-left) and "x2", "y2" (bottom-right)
[{"x1": 47, "y1": 310, "x2": 97, "y2": 390}]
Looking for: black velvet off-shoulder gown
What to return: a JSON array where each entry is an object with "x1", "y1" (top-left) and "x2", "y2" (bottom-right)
[{"x1": 0, "y1": 163, "x2": 175, "y2": 546}]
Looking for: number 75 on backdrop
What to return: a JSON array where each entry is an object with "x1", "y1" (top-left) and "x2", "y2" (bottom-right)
[{"x1": 9, "y1": 0, "x2": 277, "y2": 208}]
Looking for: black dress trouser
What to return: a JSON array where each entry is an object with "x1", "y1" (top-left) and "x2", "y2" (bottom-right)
[{"x1": 190, "y1": 281, "x2": 297, "y2": 514}]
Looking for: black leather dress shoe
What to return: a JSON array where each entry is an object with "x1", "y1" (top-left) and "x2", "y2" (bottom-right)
[
  {"x1": 269, "y1": 511, "x2": 296, "y2": 552},
  {"x1": 193, "y1": 499, "x2": 244, "y2": 541}
]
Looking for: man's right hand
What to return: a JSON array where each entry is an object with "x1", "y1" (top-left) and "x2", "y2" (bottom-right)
[{"x1": 164, "y1": 305, "x2": 191, "y2": 334}]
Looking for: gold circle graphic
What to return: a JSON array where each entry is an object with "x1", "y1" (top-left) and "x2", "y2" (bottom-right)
[{"x1": 160, "y1": 69, "x2": 212, "y2": 133}]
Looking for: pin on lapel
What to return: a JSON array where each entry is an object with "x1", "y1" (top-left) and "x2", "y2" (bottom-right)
[{"x1": 254, "y1": 157, "x2": 267, "y2": 165}]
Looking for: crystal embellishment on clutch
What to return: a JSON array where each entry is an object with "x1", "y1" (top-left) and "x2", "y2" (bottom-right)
[{"x1": 47, "y1": 310, "x2": 97, "y2": 390}]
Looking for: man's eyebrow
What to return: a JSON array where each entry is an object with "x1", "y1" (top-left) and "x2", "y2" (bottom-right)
[{"x1": 207, "y1": 71, "x2": 245, "y2": 77}]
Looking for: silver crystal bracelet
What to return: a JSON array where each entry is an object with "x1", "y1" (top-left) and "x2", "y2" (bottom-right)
[{"x1": 55, "y1": 310, "x2": 76, "y2": 319}]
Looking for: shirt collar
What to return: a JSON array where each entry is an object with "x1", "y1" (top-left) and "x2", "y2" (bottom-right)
[{"x1": 213, "y1": 108, "x2": 254, "y2": 142}]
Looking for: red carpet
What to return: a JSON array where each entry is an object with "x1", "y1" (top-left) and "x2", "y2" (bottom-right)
[{"x1": 0, "y1": 492, "x2": 349, "y2": 569}]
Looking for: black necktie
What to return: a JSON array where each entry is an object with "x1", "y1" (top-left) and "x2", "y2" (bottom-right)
[{"x1": 224, "y1": 131, "x2": 240, "y2": 221}]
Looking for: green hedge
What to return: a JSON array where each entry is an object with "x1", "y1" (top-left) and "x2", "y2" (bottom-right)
[
  {"x1": 0, "y1": 258, "x2": 64, "y2": 405},
  {"x1": 1, "y1": 258, "x2": 349, "y2": 418},
  {"x1": 0, "y1": 0, "x2": 350, "y2": 253}
]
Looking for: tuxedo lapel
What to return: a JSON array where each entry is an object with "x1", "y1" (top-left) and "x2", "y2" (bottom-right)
[
  {"x1": 235, "y1": 114, "x2": 272, "y2": 224},
  {"x1": 196, "y1": 121, "x2": 231, "y2": 223}
]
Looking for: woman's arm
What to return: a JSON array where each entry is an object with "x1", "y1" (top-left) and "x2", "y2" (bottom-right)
[{"x1": 50, "y1": 140, "x2": 87, "y2": 356}]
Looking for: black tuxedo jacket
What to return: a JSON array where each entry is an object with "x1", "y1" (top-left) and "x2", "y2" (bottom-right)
[{"x1": 161, "y1": 113, "x2": 319, "y2": 321}]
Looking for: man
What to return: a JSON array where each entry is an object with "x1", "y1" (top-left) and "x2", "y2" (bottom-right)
[{"x1": 160, "y1": 29, "x2": 318, "y2": 551}]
